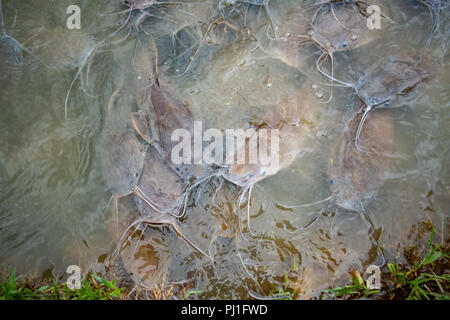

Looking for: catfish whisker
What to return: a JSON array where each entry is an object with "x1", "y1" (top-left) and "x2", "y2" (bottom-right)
[
  {"x1": 64, "y1": 7, "x2": 133, "y2": 119},
  {"x1": 354, "y1": 105, "x2": 373, "y2": 153},
  {"x1": 330, "y1": 3, "x2": 351, "y2": 31},
  {"x1": 133, "y1": 186, "x2": 175, "y2": 215},
  {"x1": 284, "y1": 215, "x2": 319, "y2": 234},
  {"x1": 277, "y1": 195, "x2": 334, "y2": 209},
  {"x1": 246, "y1": 183, "x2": 257, "y2": 237}
]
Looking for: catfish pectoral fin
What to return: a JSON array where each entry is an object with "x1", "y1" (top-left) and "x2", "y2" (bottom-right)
[{"x1": 131, "y1": 110, "x2": 153, "y2": 145}]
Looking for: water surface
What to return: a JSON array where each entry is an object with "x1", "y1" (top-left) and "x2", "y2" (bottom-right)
[{"x1": 0, "y1": 0, "x2": 448, "y2": 299}]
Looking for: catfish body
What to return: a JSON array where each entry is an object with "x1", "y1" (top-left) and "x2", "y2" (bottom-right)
[{"x1": 328, "y1": 109, "x2": 395, "y2": 211}]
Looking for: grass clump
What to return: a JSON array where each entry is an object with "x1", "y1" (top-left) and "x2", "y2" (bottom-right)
[
  {"x1": 384, "y1": 227, "x2": 449, "y2": 300},
  {"x1": 324, "y1": 226, "x2": 449, "y2": 300},
  {"x1": 269, "y1": 273, "x2": 298, "y2": 300},
  {"x1": 0, "y1": 269, "x2": 50, "y2": 300},
  {"x1": 0, "y1": 270, "x2": 125, "y2": 300},
  {"x1": 323, "y1": 270, "x2": 380, "y2": 299}
]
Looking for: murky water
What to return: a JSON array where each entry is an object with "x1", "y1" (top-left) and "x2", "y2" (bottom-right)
[{"x1": 0, "y1": 0, "x2": 449, "y2": 299}]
